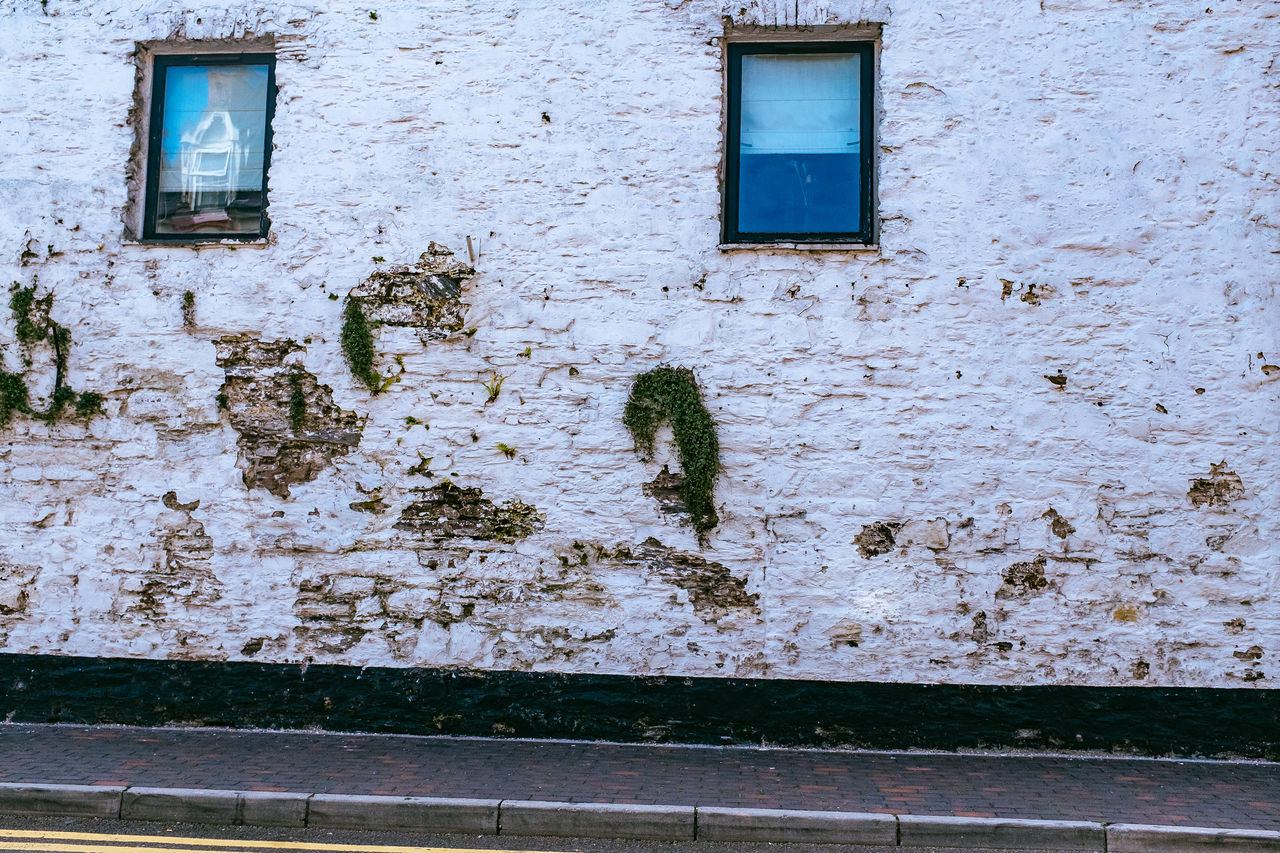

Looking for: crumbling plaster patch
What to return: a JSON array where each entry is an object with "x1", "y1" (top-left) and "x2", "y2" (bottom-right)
[
  {"x1": 214, "y1": 336, "x2": 364, "y2": 499},
  {"x1": 348, "y1": 243, "x2": 475, "y2": 341},
  {"x1": 0, "y1": 561, "x2": 40, "y2": 646},
  {"x1": 1188, "y1": 463, "x2": 1246, "y2": 509},
  {"x1": 109, "y1": 491, "x2": 229, "y2": 659},
  {"x1": 394, "y1": 481, "x2": 544, "y2": 543},
  {"x1": 285, "y1": 538, "x2": 762, "y2": 672}
]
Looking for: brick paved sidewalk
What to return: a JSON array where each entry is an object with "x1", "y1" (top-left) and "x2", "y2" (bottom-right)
[{"x1": 0, "y1": 724, "x2": 1275, "y2": 831}]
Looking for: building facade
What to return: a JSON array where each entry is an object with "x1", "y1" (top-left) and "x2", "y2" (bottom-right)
[{"x1": 0, "y1": 0, "x2": 1276, "y2": 748}]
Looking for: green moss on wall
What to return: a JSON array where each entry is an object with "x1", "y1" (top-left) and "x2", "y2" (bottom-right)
[
  {"x1": 74, "y1": 391, "x2": 104, "y2": 420},
  {"x1": 10, "y1": 285, "x2": 49, "y2": 349},
  {"x1": 3, "y1": 282, "x2": 103, "y2": 427},
  {"x1": 340, "y1": 299, "x2": 381, "y2": 392},
  {"x1": 0, "y1": 370, "x2": 31, "y2": 427},
  {"x1": 622, "y1": 365, "x2": 720, "y2": 535},
  {"x1": 288, "y1": 370, "x2": 306, "y2": 432}
]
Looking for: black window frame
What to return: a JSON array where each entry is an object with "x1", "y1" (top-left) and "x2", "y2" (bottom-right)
[
  {"x1": 723, "y1": 41, "x2": 876, "y2": 245},
  {"x1": 142, "y1": 52, "x2": 278, "y2": 243}
]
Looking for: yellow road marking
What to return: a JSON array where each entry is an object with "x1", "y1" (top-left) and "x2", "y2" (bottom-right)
[
  {"x1": 0, "y1": 844, "x2": 261, "y2": 853},
  {"x1": 0, "y1": 829, "x2": 562, "y2": 853}
]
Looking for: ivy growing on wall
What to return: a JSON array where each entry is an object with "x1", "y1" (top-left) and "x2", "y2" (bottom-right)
[
  {"x1": 1, "y1": 283, "x2": 103, "y2": 427},
  {"x1": 622, "y1": 365, "x2": 720, "y2": 535},
  {"x1": 340, "y1": 298, "x2": 380, "y2": 392}
]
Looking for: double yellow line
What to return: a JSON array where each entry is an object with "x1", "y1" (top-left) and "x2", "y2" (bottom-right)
[{"x1": 0, "y1": 829, "x2": 562, "y2": 853}]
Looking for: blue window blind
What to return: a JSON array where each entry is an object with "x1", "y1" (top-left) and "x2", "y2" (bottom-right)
[{"x1": 726, "y1": 43, "x2": 873, "y2": 243}]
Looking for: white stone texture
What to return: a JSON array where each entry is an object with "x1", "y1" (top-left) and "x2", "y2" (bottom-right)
[{"x1": 0, "y1": 0, "x2": 1275, "y2": 688}]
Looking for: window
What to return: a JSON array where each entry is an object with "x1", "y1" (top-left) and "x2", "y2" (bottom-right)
[
  {"x1": 142, "y1": 53, "x2": 276, "y2": 241},
  {"x1": 724, "y1": 41, "x2": 875, "y2": 245}
]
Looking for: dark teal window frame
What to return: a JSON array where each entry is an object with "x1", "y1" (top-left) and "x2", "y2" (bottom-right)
[
  {"x1": 142, "y1": 53, "x2": 277, "y2": 242},
  {"x1": 723, "y1": 41, "x2": 875, "y2": 244}
]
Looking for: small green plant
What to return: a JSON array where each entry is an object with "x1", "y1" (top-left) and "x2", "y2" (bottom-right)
[
  {"x1": 288, "y1": 371, "x2": 306, "y2": 432},
  {"x1": 517, "y1": 346, "x2": 531, "y2": 358},
  {"x1": 0, "y1": 370, "x2": 31, "y2": 427},
  {"x1": 481, "y1": 371, "x2": 506, "y2": 405},
  {"x1": 4, "y1": 282, "x2": 103, "y2": 427},
  {"x1": 407, "y1": 455, "x2": 434, "y2": 477},
  {"x1": 623, "y1": 365, "x2": 720, "y2": 535},
  {"x1": 74, "y1": 390, "x2": 103, "y2": 420},
  {"x1": 368, "y1": 9, "x2": 378, "y2": 19},
  {"x1": 495, "y1": 442, "x2": 517, "y2": 459},
  {"x1": 10, "y1": 284, "x2": 49, "y2": 348},
  {"x1": 328, "y1": 293, "x2": 339, "y2": 301},
  {"x1": 405, "y1": 415, "x2": 426, "y2": 427},
  {"x1": 34, "y1": 385, "x2": 76, "y2": 423},
  {"x1": 216, "y1": 392, "x2": 229, "y2": 410},
  {"x1": 180, "y1": 290, "x2": 196, "y2": 328},
  {"x1": 340, "y1": 298, "x2": 382, "y2": 392}
]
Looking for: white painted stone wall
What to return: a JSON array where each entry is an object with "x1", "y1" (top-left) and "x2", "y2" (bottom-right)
[{"x1": 0, "y1": 0, "x2": 1275, "y2": 689}]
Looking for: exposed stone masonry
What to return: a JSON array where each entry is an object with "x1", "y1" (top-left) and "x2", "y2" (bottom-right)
[{"x1": 214, "y1": 336, "x2": 364, "y2": 499}]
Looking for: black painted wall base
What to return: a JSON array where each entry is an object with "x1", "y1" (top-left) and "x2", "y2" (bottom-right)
[{"x1": 0, "y1": 654, "x2": 1274, "y2": 759}]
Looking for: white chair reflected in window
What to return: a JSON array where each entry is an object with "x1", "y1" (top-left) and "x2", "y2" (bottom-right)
[
  {"x1": 146, "y1": 55, "x2": 274, "y2": 239},
  {"x1": 176, "y1": 70, "x2": 249, "y2": 226}
]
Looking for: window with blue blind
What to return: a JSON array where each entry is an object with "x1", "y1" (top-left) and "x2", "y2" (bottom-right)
[{"x1": 724, "y1": 42, "x2": 875, "y2": 244}]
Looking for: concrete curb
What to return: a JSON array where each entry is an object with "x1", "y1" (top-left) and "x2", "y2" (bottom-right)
[
  {"x1": 697, "y1": 806, "x2": 896, "y2": 844},
  {"x1": 500, "y1": 800, "x2": 695, "y2": 841},
  {"x1": 0, "y1": 783, "x2": 124, "y2": 819},
  {"x1": 239, "y1": 790, "x2": 311, "y2": 828},
  {"x1": 308, "y1": 794, "x2": 499, "y2": 834},
  {"x1": 0, "y1": 783, "x2": 1275, "y2": 849},
  {"x1": 1107, "y1": 823, "x2": 1280, "y2": 852},
  {"x1": 121, "y1": 787, "x2": 239, "y2": 824},
  {"x1": 898, "y1": 814, "x2": 1105, "y2": 850}
]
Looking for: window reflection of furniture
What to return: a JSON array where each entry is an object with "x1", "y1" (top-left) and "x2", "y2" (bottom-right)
[{"x1": 179, "y1": 111, "x2": 244, "y2": 211}]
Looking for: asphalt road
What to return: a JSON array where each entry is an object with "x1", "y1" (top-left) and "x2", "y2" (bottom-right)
[{"x1": 0, "y1": 816, "x2": 1096, "y2": 853}]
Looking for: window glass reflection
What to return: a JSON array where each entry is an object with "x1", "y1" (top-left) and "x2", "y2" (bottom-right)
[
  {"x1": 738, "y1": 53, "x2": 860, "y2": 235},
  {"x1": 153, "y1": 65, "x2": 270, "y2": 235}
]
